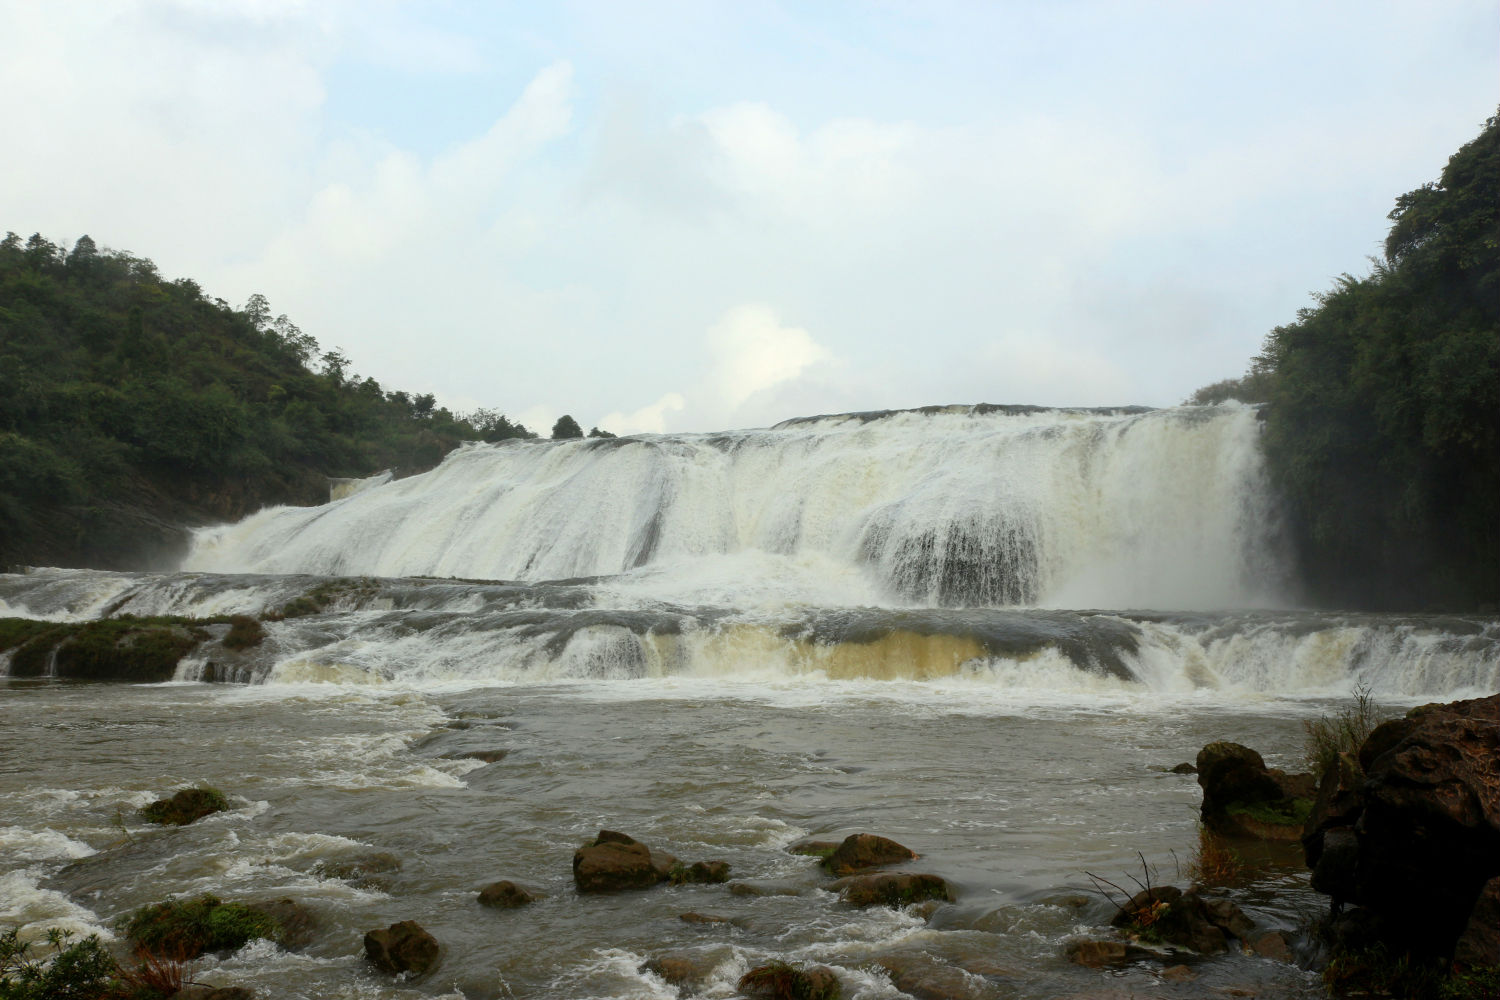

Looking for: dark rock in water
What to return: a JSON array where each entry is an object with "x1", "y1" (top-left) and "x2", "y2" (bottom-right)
[
  {"x1": 642, "y1": 952, "x2": 716, "y2": 987},
  {"x1": 787, "y1": 839, "x2": 841, "y2": 859},
  {"x1": 728, "y1": 879, "x2": 803, "y2": 897},
  {"x1": 444, "y1": 748, "x2": 509, "y2": 763},
  {"x1": 1301, "y1": 694, "x2": 1500, "y2": 961},
  {"x1": 1251, "y1": 930, "x2": 1294, "y2": 962},
  {"x1": 739, "y1": 961, "x2": 841, "y2": 1000},
  {"x1": 679, "y1": 911, "x2": 732, "y2": 924},
  {"x1": 122, "y1": 895, "x2": 281, "y2": 959},
  {"x1": 247, "y1": 898, "x2": 317, "y2": 951},
  {"x1": 572, "y1": 830, "x2": 678, "y2": 892},
  {"x1": 178, "y1": 988, "x2": 256, "y2": 1000},
  {"x1": 140, "y1": 787, "x2": 229, "y2": 826},
  {"x1": 1065, "y1": 939, "x2": 1132, "y2": 968},
  {"x1": 1160, "y1": 963, "x2": 1196, "y2": 982},
  {"x1": 477, "y1": 880, "x2": 542, "y2": 908},
  {"x1": 821, "y1": 833, "x2": 918, "y2": 875},
  {"x1": 364, "y1": 920, "x2": 440, "y2": 976},
  {"x1": 315, "y1": 851, "x2": 402, "y2": 887},
  {"x1": 875, "y1": 954, "x2": 1002, "y2": 1000},
  {"x1": 669, "y1": 860, "x2": 730, "y2": 885},
  {"x1": 1196, "y1": 742, "x2": 1312, "y2": 840},
  {"x1": 1169, "y1": 762, "x2": 1198, "y2": 774},
  {"x1": 1108, "y1": 885, "x2": 1247, "y2": 953},
  {"x1": 1455, "y1": 875, "x2": 1500, "y2": 967},
  {"x1": 833, "y1": 872, "x2": 952, "y2": 908}
]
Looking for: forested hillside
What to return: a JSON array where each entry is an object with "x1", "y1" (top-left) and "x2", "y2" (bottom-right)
[
  {"x1": 0, "y1": 235, "x2": 538, "y2": 569},
  {"x1": 1192, "y1": 111, "x2": 1499, "y2": 610}
]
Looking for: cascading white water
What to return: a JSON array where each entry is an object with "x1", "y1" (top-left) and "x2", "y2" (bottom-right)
[{"x1": 183, "y1": 404, "x2": 1287, "y2": 611}]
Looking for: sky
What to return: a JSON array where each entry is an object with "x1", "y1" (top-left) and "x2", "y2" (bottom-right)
[{"x1": 2, "y1": 1, "x2": 1496, "y2": 435}]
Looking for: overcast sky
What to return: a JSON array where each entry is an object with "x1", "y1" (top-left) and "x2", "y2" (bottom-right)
[{"x1": 3, "y1": 1, "x2": 1495, "y2": 434}]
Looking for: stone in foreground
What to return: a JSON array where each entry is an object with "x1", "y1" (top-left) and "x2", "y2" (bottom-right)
[
  {"x1": 821, "y1": 833, "x2": 918, "y2": 875},
  {"x1": 364, "y1": 920, "x2": 440, "y2": 976}
]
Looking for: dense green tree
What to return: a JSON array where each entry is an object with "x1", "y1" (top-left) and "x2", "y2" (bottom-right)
[
  {"x1": 551, "y1": 414, "x2": 584, "y2": 439},
  {"x1": 1193, "y1": 110, "x2": 1499, "y2": 609},
  {"x1": 0, "y1": 233, "x2": 562, "y2": 569}
]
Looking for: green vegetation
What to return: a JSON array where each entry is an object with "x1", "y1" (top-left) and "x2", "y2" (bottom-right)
[
  {"x1": 1225, "y1": 797, "x2": 1313, "y2": 826},
  {"x1": 139, "y1": 787, "x2": 229, "y2": 826},
  {"x1": 1303, "y1": 684, "x2": 1390, "y2": 775},
  {"x1": 1322, "y1": 943, "x2": 1500, "y2": 999},
  {"x1": 0, "y1": 235, "x2": 545, "y2": 570},
  {"x1": 120, "y1": 895, "x2": 279, "y2": 959},
  {"x1": 264, "y1": 578, "x2": 379, "y2": 620},
  {"x1": 1190, "y1": 110, "x2": 1499, "y2": 609}
]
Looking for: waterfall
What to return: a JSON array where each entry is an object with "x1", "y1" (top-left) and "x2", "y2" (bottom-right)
[{"x1": 183, "y1": 403, "x2": 1287, "y2": 611}]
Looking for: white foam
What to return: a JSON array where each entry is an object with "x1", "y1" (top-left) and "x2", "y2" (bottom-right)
[
  {"x1": 0, "y1": 826, "x2": 97, "y2": 861},
  {"x1": 0, "y1": 868, "x2": 114, "y2": 941}
]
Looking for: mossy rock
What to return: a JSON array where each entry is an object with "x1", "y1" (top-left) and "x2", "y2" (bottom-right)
[
  {"x1": 140, "y1": 787, "x2": 230, "y2": 826},
  {"x1": 738, "y1": 961, "x2": 841, "y2": 1000},
  {"x1": 121, "y1": 894, "x2": 282, "y2": 958},
  {"x1": 1225, "y1": 797, "x2": 1313, "y2": 840}
]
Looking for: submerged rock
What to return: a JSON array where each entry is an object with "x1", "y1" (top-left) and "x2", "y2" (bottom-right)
[
  {"x1": 669, "y1": 860, "x2": 730, "y2": 885},
  {"x1": 679, "y1": 911, "x2": 732, "y2": 924},
  {"x1": 572, "y1": 830, "x2": 678, "y2": 892},
  {"x1": 364, "y1": 920, "x2": 440, "y2": 976},
  {"x1": 314, "y1": 851, "x2": 402, "y2": 887},
  {"x1": 477, "y1": 880, "x2": 542, "y2": 908},
  {"x1": 787, "y1": 839, "x2": 841, "y2": 859},
  {"x1": 642, "y1": 952, "x2": 717, "y2": 987},
  {"x1": 833, "y1": 872, "x2": 953, "y2": 908},
  {"x1": 140, "y1": 787, "x2": 229, "y2": 826},
  {"x1": 821, "y1": 833, "x2": 918, "y2": 875}
]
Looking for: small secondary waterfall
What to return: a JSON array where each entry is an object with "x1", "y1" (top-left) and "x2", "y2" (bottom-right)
[{"x1": 182, "y1": 404, "x2": 1287, "y2": 611}]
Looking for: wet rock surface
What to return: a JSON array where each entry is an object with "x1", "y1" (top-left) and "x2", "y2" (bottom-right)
[
  {"x1": 1302, "y1": 693, "x2": 1500, "y2": 961},
  {"x1": 833, "y1": 871, "x2": 953, "y2": 908},
  {"x1": 572, "y1": 830, "x2": 677, "y2": 892},
  {"x1": 364, "y1": 919, "x2": 440, "y2": 976},
  {"x1": 477, "y1": 880, "x2": 542, "y2": 908},
  {"x1": 821, "y1": 833, "x2": 918, "y2": 875},
  {"x1": 1196, "y1": 742, "x2": 1312, "y2": 840}
]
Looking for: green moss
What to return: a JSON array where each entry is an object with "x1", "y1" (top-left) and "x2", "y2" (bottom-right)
[
  {"x1": 220, "y1": 615, "x2": 265, "y2": 650},
  {"x1": 1226, "y1": 796, "x2": 1313, "y2": 826},
  {"x1": 1323, "y1": 945, "x2": 1448, "y2": 999},
  {"x1": 139, "y1": 787, "x2": 229, "y2": 826},
  {"x1": 1443, "y1": 967, "x2": 1500, "y2": 999},
  {"x1": 120, "y1": 895, "x2": 280, "y2": 959},
  {"x1": 0, "y1": 619, "x2": 61, "y2": 653},
  {"x1": 268, "y1": 578, "x2": 379, "y2": 620}
]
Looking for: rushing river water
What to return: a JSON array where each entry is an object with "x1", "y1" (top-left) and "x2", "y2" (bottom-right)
[{"x1": 2, "y1": 405, "x2": 1498, "y2": 999}]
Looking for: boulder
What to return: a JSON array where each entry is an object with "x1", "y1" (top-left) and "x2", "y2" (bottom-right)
[
  {"x1": 572, "y1": 830, "x2": 678, "y2": 892},
  {"x1": 1252, "y1": 931, "x2": 1294, "y2": 962},
  {"x1": 833, "y1": 872, "x2": 953, "y2": 908},
  {"x1": 1300, "y1": 694, "x2": 1500, "y2": 960},
  {"x1": 821, "y1": 834, "x2": 918, "y2": 875},
  {"x1": 739, "y1": 962, "x2": 841, "y2": 1000},
  {"x1": 1196, "y1": 742, "x2": 1313, "y2": 840},
  {"x1": 140, "y1": 787, "x2": 229, "y2": 826},
  {"x1": 1454, "y1": 875, "x2": 1500, "y2": 968},
  {"x1": 642, "y1": 952, "x2": 715, "y2": 987},
  {"x1": 247, "y1": 898, "x2": 317, "y2": 951},
  {"x1": 477, "y1": 880, "x2": 541, "y2": 908},
  {"x1": 1160, "y1": 964, "x2": 1196, "y2": 982},
  {"x1": 1108, "y1": 885, "x2": 1251, "y2": 954},
  {"x1": 363, "y1": 920, "x2": 439, "y2": 976}
]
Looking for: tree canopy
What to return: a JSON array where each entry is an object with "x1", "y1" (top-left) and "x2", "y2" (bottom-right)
[
  {"x1": 0, "y1": 235, "x2": 542, "y2": 568},
  {"x1": 1194, "y1": 110, "x2": 1499, "y2": 609}
]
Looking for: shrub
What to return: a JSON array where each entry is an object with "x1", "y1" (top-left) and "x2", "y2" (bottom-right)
[
  {"x1": 1303, "y1": 682, "x2": 1389, "y2": 775},
  {"x1": 120, "y1": 895, "x2": 279, "y2": 959},
  {"x1": 0, "y1": 927, "x2": 122, "y2": 1000}
]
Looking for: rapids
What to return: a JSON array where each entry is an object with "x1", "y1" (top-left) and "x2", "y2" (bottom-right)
[{"x1": 2, "y1": 402, "x2": 1497, "y2": 999}]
